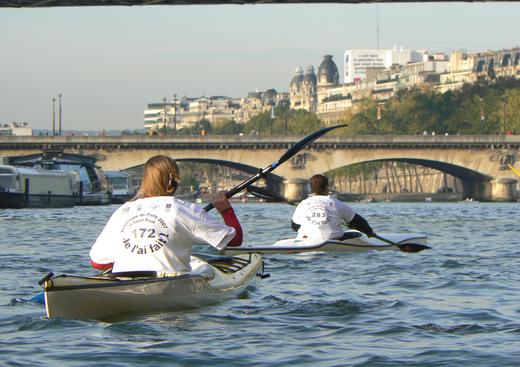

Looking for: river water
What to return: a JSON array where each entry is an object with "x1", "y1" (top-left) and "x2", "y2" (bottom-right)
[{"x1": 1, "y1": 202, "x2": 519, "y2": 366}]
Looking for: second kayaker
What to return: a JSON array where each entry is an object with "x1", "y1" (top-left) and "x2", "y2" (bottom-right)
[
  {"x1": 89, "y1": 155, "x2": 242, "y2": 274},
  {"x1": 291, "y1": 174, "x2": 375, "y2": 240}
]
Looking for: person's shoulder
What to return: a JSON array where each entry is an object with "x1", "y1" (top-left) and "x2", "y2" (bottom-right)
[
  {"x1": 296, "y1": 196, "x2": 313, "y2": 207},
  {"x1": 331, "y1": 198, "x2": 354, "y2": 214},
  {"x1": 326, "y1": 195, "x2": 348, "y2": 206},
  {"x1": 173, "y1": 197, "x2": 204, "y2": 214},
  {"x1": 114, "y1": 200, "x2": 135, "y2": 213},
  {"x1": 131, "y1": 196, "x2": 180, "y2": 212},
  {"x1": 309, "y1": 194, "x2": 331, "y2": 202},
  {"x1": 327, "y1": 195, "x2": 342, "y2": 203},
  {"x1": 152, "y1": 196, "x2": 199, "y2": 211}
]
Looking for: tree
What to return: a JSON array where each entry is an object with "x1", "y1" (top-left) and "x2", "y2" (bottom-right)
[
  {"x1": 177, "y1": 119, "x2": 213, "y2": 135},
  {"x1": 243, "y1": 110, "x2": 272, "y2": 135},
  {"x1": 214, "y1": 119, "x2": 244, "y2": 135}
]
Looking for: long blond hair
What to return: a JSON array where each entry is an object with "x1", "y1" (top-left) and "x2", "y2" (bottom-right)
[{"x1": 135, "y1": 155, "x2": 180, "y2": 198}]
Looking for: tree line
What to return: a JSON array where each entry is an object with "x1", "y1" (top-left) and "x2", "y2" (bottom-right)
[{"x1": 344, "y1": 77, "x2": 520, "y2": 136}]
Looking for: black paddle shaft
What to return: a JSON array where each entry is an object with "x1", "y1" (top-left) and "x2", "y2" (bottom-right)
[{"x1": 203, "y1": 124, "x2": 347, "y2": 212}]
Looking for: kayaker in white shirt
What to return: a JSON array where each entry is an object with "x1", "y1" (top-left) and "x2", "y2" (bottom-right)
[
  {"x1": 89, "y1": 155, "x2": 243, "y2": 274},
  {"x1": 291, "y1": 174, "x2": 375, "y2": 240}
]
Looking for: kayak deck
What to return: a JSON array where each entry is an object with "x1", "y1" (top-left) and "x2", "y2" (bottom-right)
[
  {"x1": 43, "y1": 253, "x2": 263, "y2": 321},
  {"x1": 223, "y1": 231, "x2": 428, "y2": 254}
]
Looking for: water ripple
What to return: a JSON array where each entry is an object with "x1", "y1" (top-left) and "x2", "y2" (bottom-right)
[{"x1": 1, "y1": 203, "x2": 520, "y2": 366}]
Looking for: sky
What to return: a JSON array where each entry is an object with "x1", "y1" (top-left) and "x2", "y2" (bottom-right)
[{"x1": 0, "y1": 2, "x2": 519, "y2": 131}]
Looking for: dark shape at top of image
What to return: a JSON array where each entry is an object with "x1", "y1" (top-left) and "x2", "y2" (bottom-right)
[{"x1": 0, "y1": 0, "x2": 507, "y2": 9}]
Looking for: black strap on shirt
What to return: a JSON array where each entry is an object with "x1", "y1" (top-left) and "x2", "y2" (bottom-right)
[
  {"x1": 291, "y1": 220, "x2": 301, "y2": 232},
  {"x1": 348, "y1": 214, "x2": 375, "y2": 237}
]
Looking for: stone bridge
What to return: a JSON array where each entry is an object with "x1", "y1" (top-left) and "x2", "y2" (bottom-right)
[{"x1": 1, "y1": 134, "x2": 519, "y2": 201}]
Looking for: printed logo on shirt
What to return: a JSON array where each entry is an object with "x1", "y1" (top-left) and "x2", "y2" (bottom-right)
[
  {"x1": 165, "y1": 203, "x2": 171, "y2": 212},
  {"x1": 121, "y1": 212, "x2": 170, "y2": 255},
  {"x1": 305, "y1": 205, "x2": 329, "y2": 226}
]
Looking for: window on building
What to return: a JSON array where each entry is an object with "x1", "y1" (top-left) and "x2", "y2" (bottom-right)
[
  {"x1": 501, "y1": 54, "x2": 511, "y2": 67},
  {"x1": 475, "y1": 60, "x2": 485, "y2": 72}
]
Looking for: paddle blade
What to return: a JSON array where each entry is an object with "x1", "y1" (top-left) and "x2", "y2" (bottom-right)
[
  {"x1": 30, "y1": 292, "x2": 45, "y2": 304},
  {"x1": 396, "y1": 243, "x2": 431, "y2": 253},
  {"x1": 374, "y1": 234, "x2": 431, "y2": 253}
]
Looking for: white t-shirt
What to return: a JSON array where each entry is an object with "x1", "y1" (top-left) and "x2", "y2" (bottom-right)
[
  {"x1": 291, "y1": 194, "x2": 355, "y2": 240},
  {"x1": 90, "y1": 196, "x2": 236, "y2": 274}
]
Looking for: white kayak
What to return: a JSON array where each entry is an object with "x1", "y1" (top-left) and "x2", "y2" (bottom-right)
[
  {"x1": 223, "y1": 231, "x2": 428, "y2": 255},
  {"x1": 42, "y1": 253, "x2": 264, "y2": 321}
]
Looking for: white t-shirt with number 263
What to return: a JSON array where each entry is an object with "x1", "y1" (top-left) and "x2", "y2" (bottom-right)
[
  {"x1": 90, "y1": 196, "x2": 235, "y2": 274},
  {"x1": 291, "y1": 195, "x2": 355, "y2": 240}
]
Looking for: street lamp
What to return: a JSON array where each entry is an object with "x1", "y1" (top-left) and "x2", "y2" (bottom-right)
[
  {"x1": 173, "y1": 94, "x2": 177, "y2": 135},
  {"x1": 479, "y1": 97, "x2": 485, "y2": 135},
  {"x1": 52, "y1": 98, "x2": 56, "y2": 136},
  {"x1": 58, "y1": 93, "x2": 62, "y2": 136},
  {"x1": 502, "y1": 95, "x2": 508, "y2": 135},
  {"x1": 376, "y1": 103, "x2": 383, "y2": 134},
  {"x1": 270, "y1": 104, "x2": 275, "y2": 135},
  {"x1": 390, "y1": 98, "x2": 395, "y2": 134},
  {"x1": 163, "y1": 97, "x2": 168, "y2": 130},
  {"x1": 284, "y1": 104, "x2": 288, "y2": 135}
]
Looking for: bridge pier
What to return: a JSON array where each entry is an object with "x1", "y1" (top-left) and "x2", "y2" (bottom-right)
[
  {"x1": 460, "y1": 178, "x2": 518, "y2": 202},
  {"x1": 491, "y1": 178, "x2": 518, "y2": 202},
  {"x1": 283, "y1": 178, "x2": 309, "y2": 202},
  {"x1": 461, "y1": 180, "x2": 492, "y2": 202}
]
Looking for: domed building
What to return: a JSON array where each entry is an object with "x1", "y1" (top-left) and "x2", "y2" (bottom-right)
[
  {"x1": 289, "y1": 66, "x2": 304, "y2": 95},
  {"x1": 289, "y1": 65, "x2": 317, "y2": 113},
  {"x1": 317, "y1": 55, "x2": 339, "y2": 87},
  {"x1": 316, "y1": 54, "x2": 341, "y2": 107},
  {"x1": 262, "y1": 88, "x2": 278, "y2": 105}
]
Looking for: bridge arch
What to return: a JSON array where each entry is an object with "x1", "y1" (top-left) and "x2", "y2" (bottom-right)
[
  {"x1": 315, "y1": 152, "x2": 514, "y2": 201},
  {"x1": 124, "y1": 157, "x2": 284, "y2": 190},
  {"x1": 325, "y1": 157, "x2": 492, "y2": 181},
  {"x1": 322, "y1": 157, "x2": 493, "y2": 201}
]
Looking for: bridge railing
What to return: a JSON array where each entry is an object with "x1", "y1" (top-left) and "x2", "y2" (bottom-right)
[{"x1": 1, "y1": 134, "x2": 520, "y2": 150}]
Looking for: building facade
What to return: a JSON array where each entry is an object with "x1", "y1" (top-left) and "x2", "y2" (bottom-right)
[
  {"x1": 144, "y1": 96, "x2": 242, "y2": 132},
  {"x1": 296, "y1": 47, "x2": 518, "y2": 124},
  {"x1": 0, "y1": 122, "x2": 33, "y2": 136},
  {"x1": 144, "y1": 90, "x2": 290, "y2": 132},
  {"x1": 343, "y1": 47, "x2": 423, "y2": 83},
  {"x1": 438, "y1": 47, "x2": 520, "y2": 93}
]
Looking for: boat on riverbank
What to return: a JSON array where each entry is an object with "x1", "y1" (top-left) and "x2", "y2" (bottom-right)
[
  {"x1": 105, "y1": 171, "x2": 134, "y2": 203},
  {"x1": 0, "y1": 165, "x2": 78, "y2": 208},
  {"x1": 223, "y1": 230, "x2": 428, "y2": 255},
  {"x1": 8, "y1": 150, "x2": 111, "y2": 206},
  {"x1": 41, "y1": 253, "x2": 264, "y2": 321}
]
